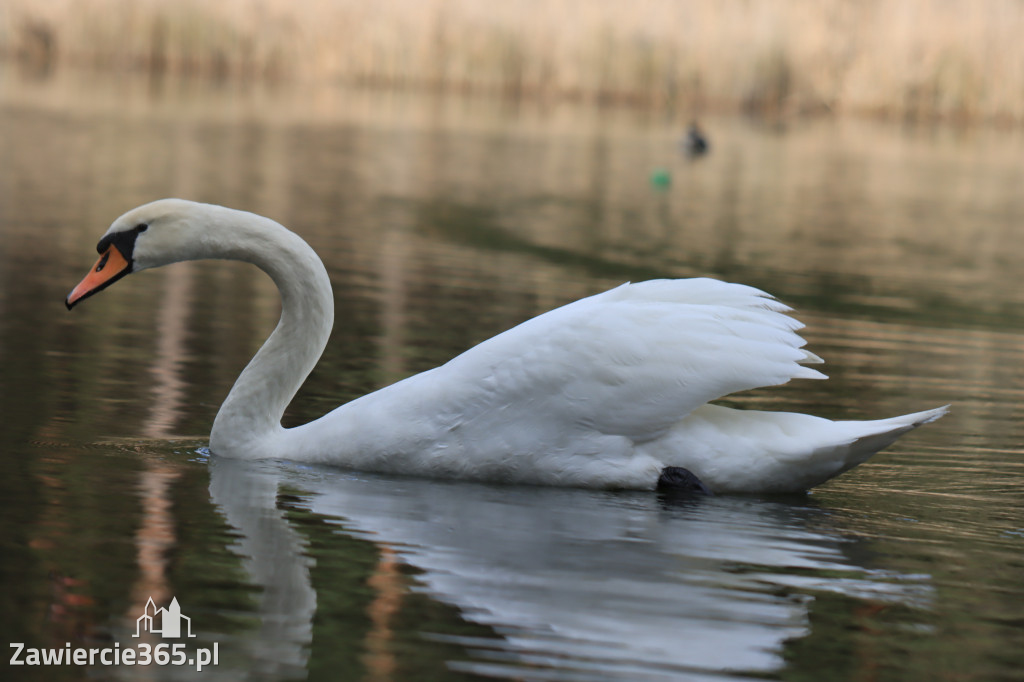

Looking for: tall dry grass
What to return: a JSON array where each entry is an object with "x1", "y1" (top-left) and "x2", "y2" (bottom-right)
[{"x1": 3, "y1": 0, "x2": 1024, "y2": 121}]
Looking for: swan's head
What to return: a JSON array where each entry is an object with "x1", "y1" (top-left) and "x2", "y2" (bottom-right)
[{"x1": 65, "y1": 199, "x2": 221, "y2": 309}]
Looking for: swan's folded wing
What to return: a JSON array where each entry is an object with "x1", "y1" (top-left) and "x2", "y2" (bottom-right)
[{"x1": 442, "y1": 279, "x2": 826, "y2": 442}]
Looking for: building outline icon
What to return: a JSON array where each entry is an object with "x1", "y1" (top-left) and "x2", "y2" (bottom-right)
[{"x1": 133, "y1": 597, "x2": 196, "y2": 638}]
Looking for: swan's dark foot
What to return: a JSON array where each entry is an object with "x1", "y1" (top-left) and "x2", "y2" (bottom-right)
[{"x1": 657, "y1": 466, "x2": 712, "y2": 496}]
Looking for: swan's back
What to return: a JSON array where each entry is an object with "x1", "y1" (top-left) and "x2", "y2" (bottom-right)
[
  {"x1": 442, "y1": 278, "x2": 825, "y2": 436},
  {"x1": 292, "y1": 278, "x2": 892, "y2": 491}
]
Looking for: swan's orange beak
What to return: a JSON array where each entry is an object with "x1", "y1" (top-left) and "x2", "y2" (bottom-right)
[{"x1": 65, "y1": 245, "x2": 132, "y2": 310}]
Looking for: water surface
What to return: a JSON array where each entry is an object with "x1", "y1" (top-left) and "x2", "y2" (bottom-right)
[{"x1": 2, "y1": 68, "x2": 1023, "y2": 681}]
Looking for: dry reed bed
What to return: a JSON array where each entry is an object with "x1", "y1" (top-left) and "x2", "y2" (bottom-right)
[{"x1": 3, "y1": 0, "x2": 1024, "y2": 121}]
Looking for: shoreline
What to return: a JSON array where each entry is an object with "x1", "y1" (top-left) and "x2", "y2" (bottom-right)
[{"x1": 3, "y1": 0, "x2": 1023, "y2": 125}]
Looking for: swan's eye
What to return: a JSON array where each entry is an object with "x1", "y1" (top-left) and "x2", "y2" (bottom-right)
[
  {"x1": 95, "y1": 223, "x2": 147, "y2": 257},
  {"x1": 95, "y1": 251, "x2": 110, "y2": 272}
]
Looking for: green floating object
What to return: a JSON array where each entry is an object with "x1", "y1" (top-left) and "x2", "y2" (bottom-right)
[{"x1": 650, "y1": 168, "x2": 672, "y2": 188}]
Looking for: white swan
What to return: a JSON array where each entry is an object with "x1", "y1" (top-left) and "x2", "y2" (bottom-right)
[{"x1": 66, "y1": 199, "x2": 946, "y2": 494}]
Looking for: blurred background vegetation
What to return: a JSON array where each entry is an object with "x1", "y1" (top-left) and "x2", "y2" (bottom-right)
[{"x1": 3, "y1": 0, "x2": 1024, "y2": 123}]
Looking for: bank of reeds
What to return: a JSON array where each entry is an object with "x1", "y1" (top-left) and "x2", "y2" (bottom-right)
[{"x1": 3, "y1": 0, "x2": 1024, "y2": 122}]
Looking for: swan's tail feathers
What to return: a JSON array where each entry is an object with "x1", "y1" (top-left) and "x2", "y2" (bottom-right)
[
  {"x1": 834, "y1": 404, "x2": 950, "y2": 472},
  {"x1": 659, "y1": 404, "x2": 949, "y2": 493},
  {"x1": 842, "y1": 404, "x2": 949, "y2": 430}
]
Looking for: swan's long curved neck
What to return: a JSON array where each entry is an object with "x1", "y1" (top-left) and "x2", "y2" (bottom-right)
[{"x1": 205, "y1": 209, "x2": 335, "y2": 457}]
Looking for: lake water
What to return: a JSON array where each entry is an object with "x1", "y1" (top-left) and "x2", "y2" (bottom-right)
[{"x1": 2, "y1": 67, "x2": 1023, "y2": 681}]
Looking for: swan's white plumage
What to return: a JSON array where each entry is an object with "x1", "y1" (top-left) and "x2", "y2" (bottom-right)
[{"x1": 71, "y1": 199, "x2": 947, "y2": 493}]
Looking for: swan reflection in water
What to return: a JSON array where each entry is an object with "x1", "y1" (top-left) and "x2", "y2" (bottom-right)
[{"x1": 207, "y1": 457, "x2": 932, "y2": 681}]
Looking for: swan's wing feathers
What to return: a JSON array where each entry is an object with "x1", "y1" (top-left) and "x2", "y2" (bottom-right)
[{"x1": 445, "y1": 279, "x2": 824, "y2": 443}]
